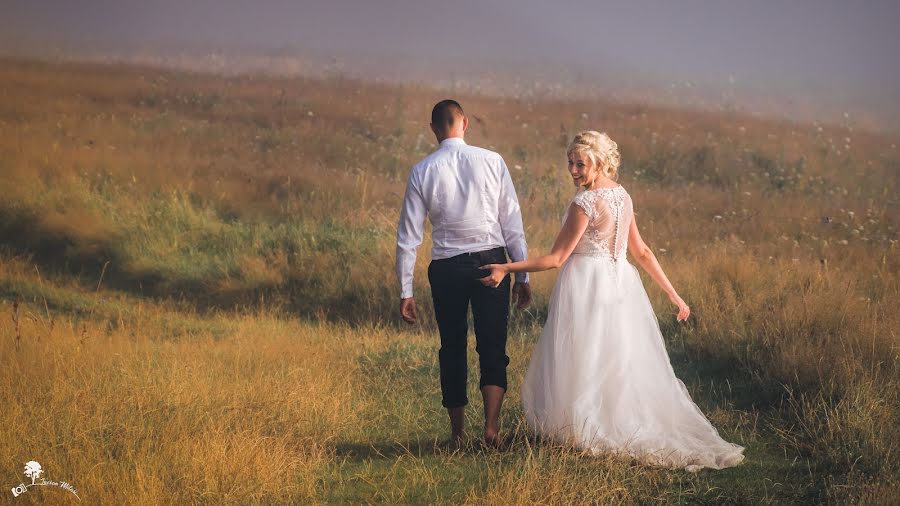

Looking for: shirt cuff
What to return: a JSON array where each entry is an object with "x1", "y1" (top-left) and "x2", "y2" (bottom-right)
[
  {"x1": 401, "y1": 288, "x2": 414, "y2": 299},
  {"x1": 515, "y1": 272, "x2": 529, "y2": 284}
]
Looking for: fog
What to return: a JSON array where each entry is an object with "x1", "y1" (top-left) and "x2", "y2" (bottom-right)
[{"x1": 3, "y1": 0, "x2": 899, "y2": 130}]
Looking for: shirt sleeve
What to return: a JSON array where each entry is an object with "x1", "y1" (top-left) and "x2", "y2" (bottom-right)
[
  {"x1": 496, "y1": 157, "x2": 530, "y2": 284},
  {"x1": 396, "y1": 168, "x2": 427, "y2": 298}
]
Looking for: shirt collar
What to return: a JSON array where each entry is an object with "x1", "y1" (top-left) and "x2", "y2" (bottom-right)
[{"x1": 440, "y1": 137, "x2": 466, "y2": 147}]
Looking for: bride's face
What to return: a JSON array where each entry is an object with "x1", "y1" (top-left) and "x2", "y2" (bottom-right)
[{"x1": 568, "y1": 151, "x2": 597, "y2": 188}]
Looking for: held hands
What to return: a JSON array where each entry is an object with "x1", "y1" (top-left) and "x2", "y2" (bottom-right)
[
  {"x1": 478, "y1": 264, "x2": 507, "y2": 289},
  {"x1": 478, "y1": 264, "x2": 532, "y2": 310},
  {"x1": 669, "y1": 293, "x2": 691, "y2": 322}
]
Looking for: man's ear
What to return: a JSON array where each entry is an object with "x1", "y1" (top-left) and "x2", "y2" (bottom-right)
[{"x1": 462, "y1": 116, "x2": 469, "y2": 132}]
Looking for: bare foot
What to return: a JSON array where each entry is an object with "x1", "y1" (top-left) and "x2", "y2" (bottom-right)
[
  {"x1": 447, "y1": 406, "x2": 465, "y2": 450},
  {"x1": 483, "y1": 429, "x2": 501, "y2": 449},
  {"x1": 448, "y1": 432, "x2": 466, "y2": 451},
  {"x1": 481, "y1": 385, "x2": 505, "y2": 449}
]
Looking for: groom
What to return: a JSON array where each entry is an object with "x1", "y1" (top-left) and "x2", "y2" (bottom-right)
[{"x1": 396, "y1": 99, "x2": 531, "y2": 446}]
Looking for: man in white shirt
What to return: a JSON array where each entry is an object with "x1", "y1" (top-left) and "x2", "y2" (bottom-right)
[{"x1": 396, "y1": 99, "x2": 531, "y2": 446}]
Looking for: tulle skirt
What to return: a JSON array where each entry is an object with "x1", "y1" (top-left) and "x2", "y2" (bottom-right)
[{"x1": 522, "y1": 254, "x2": 745, "y2": 471}]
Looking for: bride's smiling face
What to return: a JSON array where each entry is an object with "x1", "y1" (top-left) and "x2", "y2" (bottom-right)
[{"x1": 568, "y1": 151, "x2": 596, "y2": 188}]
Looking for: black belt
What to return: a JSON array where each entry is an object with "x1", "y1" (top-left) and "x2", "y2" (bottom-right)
[{"x1": 434, "y1": 247, "x2": 505, "y2": 263}]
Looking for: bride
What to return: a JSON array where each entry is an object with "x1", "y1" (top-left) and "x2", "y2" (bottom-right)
[{"x1": 479, "y1": 131, "x2": 744, "y2": 471}]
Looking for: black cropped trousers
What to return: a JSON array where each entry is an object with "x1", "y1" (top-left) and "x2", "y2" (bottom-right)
[{"x1": 427, "y1": 246, "x2": 511, "y2": 409}]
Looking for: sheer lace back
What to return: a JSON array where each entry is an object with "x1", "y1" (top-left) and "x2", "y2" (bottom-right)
[{"x1": 571, "y1": 186, "x2": 633, "y2": 263}]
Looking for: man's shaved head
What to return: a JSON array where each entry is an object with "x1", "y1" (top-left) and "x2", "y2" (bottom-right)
[{"x1": 431, "y1": 99, "x2": 466, "y2": 136}]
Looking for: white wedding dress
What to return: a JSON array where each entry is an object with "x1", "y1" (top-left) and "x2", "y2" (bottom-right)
[{"x1": 521, "y1": 185, "x2": 744, "y2": 471}]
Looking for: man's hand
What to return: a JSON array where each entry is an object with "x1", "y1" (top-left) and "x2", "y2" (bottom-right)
[
  {"x1": 400, "y1": 297, "x2": 418, "y2": 324},
  {"x1": 512, "y1": 282, "x2": 532, "y2": 310}
]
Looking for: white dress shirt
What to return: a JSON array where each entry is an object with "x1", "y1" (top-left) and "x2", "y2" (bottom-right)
[{"x1": 396, "y1": 137, "x2": 529, "y2": 299}]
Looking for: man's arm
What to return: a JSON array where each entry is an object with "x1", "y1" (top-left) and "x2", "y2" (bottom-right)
[
  {"x1": 396, "y1": 168, "x2": 427, "y2": 304},
  {"x1": 496, "y1": 157, "x2": 529, "y2": 284},
  {"x1": 496, "y1": 157, "x2": 532, "y2": 308}
]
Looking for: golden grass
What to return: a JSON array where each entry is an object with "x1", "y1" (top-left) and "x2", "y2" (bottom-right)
[
  {"x1": 0, "y1": 263, "x2": 363, "y2": 503},
  {"x1": 1, "y1": 57, "x2": 898, "y2": 503}
]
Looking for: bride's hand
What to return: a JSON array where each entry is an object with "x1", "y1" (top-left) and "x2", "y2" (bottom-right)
[
  {"x1": 669, "y1": 293, "x2": 691, "y2": 322},
  {"x1": 478, "y1": 264, "x2": 507, "y2": 288}
]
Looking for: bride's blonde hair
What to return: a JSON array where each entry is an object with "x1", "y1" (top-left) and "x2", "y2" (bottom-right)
[{"x1": 567, "y1": 131, "x2": 621, "y2": 182}]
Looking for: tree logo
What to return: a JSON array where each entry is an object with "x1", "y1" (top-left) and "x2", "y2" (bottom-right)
[
  {"x1": 9, "y1": 460, "x2": 80, "y2": 500},
  {"x1": 23, "y1": 461, "x2": 42, "y2": 485}
]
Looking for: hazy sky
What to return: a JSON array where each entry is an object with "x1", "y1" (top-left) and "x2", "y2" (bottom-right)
[{"x1": 3, "y1": 1, "x2": 900, "y2": 126}]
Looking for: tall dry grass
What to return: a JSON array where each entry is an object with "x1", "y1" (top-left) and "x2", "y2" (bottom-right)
[{"x1": 1, "y1": 256, "x2": 367, "y2": 503}]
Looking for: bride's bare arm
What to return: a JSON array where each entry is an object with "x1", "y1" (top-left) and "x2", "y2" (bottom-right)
[
  {"x1": 628, "y1": 215, "x2": 690, "y2": 321},
  {"x1": 479, "y1": 203, "x2": 589, "y2": 284}
]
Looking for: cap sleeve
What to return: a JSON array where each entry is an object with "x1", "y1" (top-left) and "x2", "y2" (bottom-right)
[{"x1": 572, "y1": 191, "x2": 597, "y2": 222}]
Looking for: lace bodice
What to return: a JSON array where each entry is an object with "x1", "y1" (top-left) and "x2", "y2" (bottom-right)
[{"x1": 570, "y1": 186, "x2": 633, "y2": 263}]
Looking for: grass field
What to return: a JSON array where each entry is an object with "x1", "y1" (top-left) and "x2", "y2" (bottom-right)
[{"x1": 1, "y1": 57, "x2": 898, "y2": 504}]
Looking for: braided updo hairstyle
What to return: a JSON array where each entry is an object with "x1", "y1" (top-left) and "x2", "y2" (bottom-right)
[{"x1": 566, "y1": 131, "x2": 621, "y2": 182}]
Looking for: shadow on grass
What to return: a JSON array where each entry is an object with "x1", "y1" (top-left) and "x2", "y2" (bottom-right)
[
  {"x1": 668, "y1": 346, "x2": 785, "y2": 412},
  {"x1": 334, "y1": 430, "x2": 547, "y2": 463},
  {"x1": 334, "y1": 439, "x2": 450, "y2": 461},
  {"x1": 0, "y1": 205, "x2": 403, "y2": 327}
]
